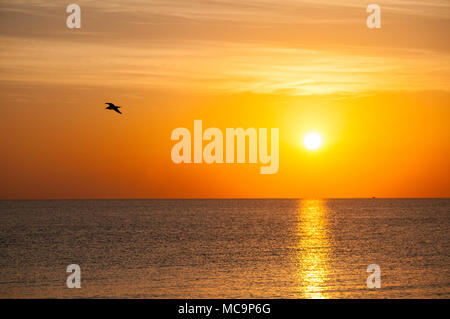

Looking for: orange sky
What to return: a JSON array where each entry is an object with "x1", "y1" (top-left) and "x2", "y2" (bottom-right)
[{"x1": 0, "y1": 0, "x2": 449, "y2": 199}]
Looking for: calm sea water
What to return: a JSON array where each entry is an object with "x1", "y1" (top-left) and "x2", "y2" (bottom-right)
[{"x1": 0, "y1": 199, "x2": 448, "y2": 298}]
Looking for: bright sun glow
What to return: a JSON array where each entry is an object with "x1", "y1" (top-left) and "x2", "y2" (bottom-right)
[{"x1": 304, "y1": 132, "x2": 323, "y2": 150}]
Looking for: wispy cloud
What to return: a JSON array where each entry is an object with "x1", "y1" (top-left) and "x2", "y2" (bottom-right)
[
  {"x1": 1, "y1": 36, "x2": 448, "y2": 95},
  {"x1": 0, "y1": 0, "x2": 449, "y2": 96},
  {"x1": 3, "y1": 0, "x2": 449, "y2": 19}
]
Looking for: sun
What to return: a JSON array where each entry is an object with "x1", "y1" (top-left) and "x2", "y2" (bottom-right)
[{"x1": 303, "y1": 132, "x2": 323, "y2": 150}]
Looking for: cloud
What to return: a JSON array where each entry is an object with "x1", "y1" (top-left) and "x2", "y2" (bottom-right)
[
  {"x1": 0, "y1": 0, "x2": 448, "y2": 96},
  {"x1": 1, "y1": 35, "x2": 448, "y2": 96}
]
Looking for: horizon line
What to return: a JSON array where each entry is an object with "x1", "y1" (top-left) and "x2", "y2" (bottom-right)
[{"x1": 1, "y1": 197, "x2": 449, "y2": 201}]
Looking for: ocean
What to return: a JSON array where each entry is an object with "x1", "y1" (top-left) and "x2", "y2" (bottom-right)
[{"x1": 0, "y1": 199, "x2": 448, "y2": 298}]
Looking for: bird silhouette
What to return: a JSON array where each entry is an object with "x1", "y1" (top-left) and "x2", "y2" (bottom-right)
[{"x1": 105, "y1": 103, "x2": 122, "y2": 114}]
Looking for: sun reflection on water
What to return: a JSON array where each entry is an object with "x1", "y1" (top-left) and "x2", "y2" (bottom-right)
[{"x1": 296, "y1": 199, "x2": 330, "y2": 299}]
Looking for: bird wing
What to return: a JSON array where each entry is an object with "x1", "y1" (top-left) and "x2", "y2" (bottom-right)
[
  {"x1": 113, "y1": 108, "x2": 122, "y2": 114},
  {"x1": 105, "y1": 103, "x2": 115, "y2": 107}
]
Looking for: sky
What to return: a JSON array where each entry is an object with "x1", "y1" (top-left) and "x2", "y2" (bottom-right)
[{"x1": 0, "y1": 0, "x2": 449, "y2": 199}]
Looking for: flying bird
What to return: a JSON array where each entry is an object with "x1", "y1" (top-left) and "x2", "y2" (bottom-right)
[{"x1": 105, "y1": 103, "x2": 122, "y2": 114}]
